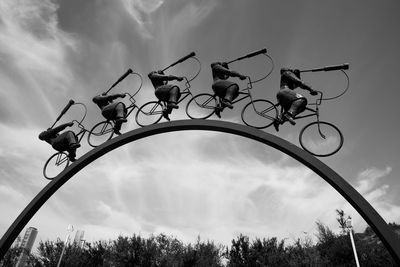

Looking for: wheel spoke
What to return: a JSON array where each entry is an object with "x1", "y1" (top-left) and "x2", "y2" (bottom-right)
[
  {"x1": 186, "y1": 93, "x2": 217, "y2": 119},
  {"x1": 241, "y1": 99, "x2": 277, "y2": 129},
  {"x1": 88, "y1": 121, "x2": 114, "y2": 147},
  {"x1": 299, "y1": 121, "x2": 343, "y2": 157}
]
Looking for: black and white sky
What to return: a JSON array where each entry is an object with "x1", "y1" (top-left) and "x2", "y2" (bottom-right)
[{"x1": 1, "y1": 0, "x2": 400, "y2": 247}]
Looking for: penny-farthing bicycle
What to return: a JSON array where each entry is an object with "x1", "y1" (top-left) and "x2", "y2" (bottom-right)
[
  {"x1": 135, "y1": 52, "x2": 208, "y2": 127},
  {"x1": 87, "y1": 68, "x2": 143, "y2": 147},
  {"x1": 186, "y1": 48, "x2": 278, "y2": 126},
  {"x1": 43, "y1": 100, "x2": 90, "y2": 180}
]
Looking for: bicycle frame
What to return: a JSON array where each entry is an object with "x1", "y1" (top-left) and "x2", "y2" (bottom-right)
[
  {"x1": 123, "y1": 93, "x2": 141, "y2": 119},
  {"x1": 156, "y1": 77, "x2": 196, "y2": 109},
  {"x1": 288, "y1": 91, "x2": 323, "y2": 122},
  {"x1": 278, "y1": 91, "x2": 329, "y2": 138}
]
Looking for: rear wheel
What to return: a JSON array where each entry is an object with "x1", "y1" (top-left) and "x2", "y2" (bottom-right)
[
  {"x1": 135, "y1": 101, "x2": 163, "y2": 127},
  {"x1": 299, "y1": 121, "x2": 343, "y2": 157},
  {"x1": 87, "y1": 121, "x2": 114, "y2": 147},
  {"x1": 43, "y1": 152, "x2": 70, "y2": 180},
  {"x1": 186, "y1": 93, "x2": 217, "y2": 119},
  {"x1": 241, "y1": 99, "x2": 278, "y2": 129}
]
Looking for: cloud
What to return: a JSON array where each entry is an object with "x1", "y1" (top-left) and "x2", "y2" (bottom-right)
[
  {"x1": 0, "y1": 0, "x2": 77, "y2": 126},
  {"x1": 356, "y1": 166, "x2": 392, "y2": 194}
]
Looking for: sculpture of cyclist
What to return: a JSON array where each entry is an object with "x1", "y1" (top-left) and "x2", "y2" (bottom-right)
[
  {"x1": 148, "y1": 70, "x2": 184, "y2": 120},
  {"x1": 92, "y1": 93, "x2": 127, "y2": 135},
  {"x1": 211, "y1": 62, "x2": 247, "y2": 118},
  {"x1": 39, "y1": 122, "x2": 80, "y2": 162},
  {"x1": 274, "y1": 68, "x2": 318, "y2": 131}
]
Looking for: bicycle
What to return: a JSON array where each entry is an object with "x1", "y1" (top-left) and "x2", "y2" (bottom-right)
[
  {"x1": 283, "y1": 63, "x2": 350, "y2": 157},
  {"x1": 186, "y1": 48, "x2": 278, "y2": 127},
  {"x1": 241, "y1": 63, "x2": 350, "y2": 157},
  {"x1": 87, "y1": 68, "x2": 143, "y2": 147},
  {"x1": 135, "y1": 52, "x2": 207, "y2": 127},
  {"x1": 43, "y1": 100, "x2": 90, "y2": 180}
]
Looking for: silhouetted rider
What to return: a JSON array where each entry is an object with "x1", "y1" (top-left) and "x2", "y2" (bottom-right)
[
  {"x1": 39, "y1": 122, "x2": 80, "y2": 162},
  {"x1": 211, "y1": 62, "x2": 246, "y2": 117},
  {"x1": 274, "y1": 68, "x2": 317, "y2": 131},
  {"x1": 148, "y1": 70, "x2": 183, "y2": 120},
  {"x1": 92, "y1": 93, "x2": 127, "y2": 135}
]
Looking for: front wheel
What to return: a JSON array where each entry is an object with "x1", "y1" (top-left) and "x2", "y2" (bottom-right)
[
  {"x1": 299, "y1": 121, "x2": 343, "y2": 157},
  {"x1": 87, "y1": 121, "x2": 114, "y2": 147},
  {"x1": 241, "y1": 99, "x2": 278, "y2": 129},
  {"x1": 135, "y1": 101, "x2": 163, "y2": 127},
  {"x1": 43, "y1": 152, "x2": 70, "y2": 180},
  {"x1": 186, "y1": 93, "x2": 217, "y2": 119}
]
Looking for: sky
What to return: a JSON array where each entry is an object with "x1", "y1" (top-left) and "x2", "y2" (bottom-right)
[{"x1": 1, "y1": 0, "x2": 400, "y2": 250}]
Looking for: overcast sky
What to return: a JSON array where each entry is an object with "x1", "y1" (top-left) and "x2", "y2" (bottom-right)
[{"x1": 1, "y1": 0, "x2": 400, "y2": 249}]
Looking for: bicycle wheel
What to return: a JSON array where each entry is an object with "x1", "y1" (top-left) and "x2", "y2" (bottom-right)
[
  {"x1": 299, "y1": 121, "x2": 343, "y2": 157},
  {"x1": 186, "y1": 93, "x2": 217, "y2": 119},
  {"x1": 241, "y1": 99, "x2": 278, "y2": 129},
  {"x1": 87, "y1": 121, "x2": 114, "y2": 147},
  {"x1": 135, "y1": 101, "x2": 163, "y2": 127},
  {"x1": 43, "y1": 152, "x2": 70, "y2": 180}
]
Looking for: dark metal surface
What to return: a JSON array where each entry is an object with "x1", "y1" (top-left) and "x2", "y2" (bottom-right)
[{"x1": 1, "y1": 120, "x2": 399, "y2": 263}]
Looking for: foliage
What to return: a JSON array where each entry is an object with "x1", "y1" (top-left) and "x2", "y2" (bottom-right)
[{"x1": 2, "y1": 214, "x2": 398, "y2": 266}]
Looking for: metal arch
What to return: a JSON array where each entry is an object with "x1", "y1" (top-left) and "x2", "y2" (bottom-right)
[{"x1": 1, "y1": 119, "x2": 399, "y2": 263}]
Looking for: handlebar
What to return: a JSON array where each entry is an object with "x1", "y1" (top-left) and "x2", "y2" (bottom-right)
[
  {"x1": 71, "y1": 119, "x2": 86, "y2": 130},
  {"x1": 162, "y1": 52, "x2": 196, "y2": 72},
  {"x1": 300, "y1": 63, "x2": 349, "y2": 73},
  {"x1": 105, "y1": 68, "x2": 134, "y2": 94},
  {"x1": 226, "y1": 48, "x2": 267, "y2": 64}
]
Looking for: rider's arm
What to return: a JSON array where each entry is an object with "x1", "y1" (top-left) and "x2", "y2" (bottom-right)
[
  {"x1": 149, "y1": 72, "x2": 182, "y2": 81},
  {"x1": 39, "y1": 122, "x2": 72, "y2": 140},
  {"x1": 52, "y1": 122, "x2": 73, "y2": 134},
  {"x1": 282, "y1": 70, "x2": 312, "y2": 90},
  {"x1": 108, "y1": 93, "x2": 126, "y2": 100},
  {"x1": 211, "y1": 63, "x2": 246, "y2": 79},
  {"x1": 93, "y1": 94, "x2": 124, "y2": 103}
]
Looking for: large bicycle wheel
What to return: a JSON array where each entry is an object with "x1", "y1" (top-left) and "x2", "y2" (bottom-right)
[
  {"x1": 43, "y1": 152, "x2": 70, "y2": 180},
  {"x1": 186, "y1": 93, "x2": 217, "y2": 119},
  {"x1": 135, "y1": 101, "x2": 163, "y2": 127},
  {"x1": 299, "y1": 121, "x2": 343, "y2": 157},
  {"x1": 87, "y1": 121, "x2": 114, "y2": 147},
  {"x1": 241, "y1": 99, "x2": 278, "y2": 129}
]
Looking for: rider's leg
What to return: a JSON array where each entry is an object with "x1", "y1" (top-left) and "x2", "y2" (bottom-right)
[
  {"x1": 115, "y1": 102, "x2": 127, "y2": 122},
  {"x1": 222, "y1": 84, "x2": 239, "y2": 109},
  {"x1": 113, "y1": 102, "x2": 128, "y2": 135},
  {"x1": 167, "y1": 86, "x2": 181, "y2": 109},
  {"x1": 287, "y1": 98, "x2": 307, "y2": 119},
  {"x1": 282, "y1": 98, "x2": 307, "y2": 126},
  {"x1": 53, "y1": 131, "x2": 79, "y2": 161}
]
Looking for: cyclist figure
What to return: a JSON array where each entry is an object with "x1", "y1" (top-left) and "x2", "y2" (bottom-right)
[
  {"x1": 92, "y1": 93, "x2": 127, "y2": 135},
  {"x1": 39, "y1": 122, "x2": 80, "y2": 162},
  {"x1": 148, "y1": 70, "x2": 184, "y2": 120},
  {"x1": 211, "y1": 62, "x2": 247, "y2": 118},
  {"x1": 274, "y1": 68, "x2": 317, "y2": 131}
]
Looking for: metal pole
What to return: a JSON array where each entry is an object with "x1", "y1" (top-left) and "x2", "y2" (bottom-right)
[
  {"x1": 347, "y1": 219, "x2": 360, "y2": 267},
  {"x1": 57, "y1": 225, "x2": 73, "y2": 267}
]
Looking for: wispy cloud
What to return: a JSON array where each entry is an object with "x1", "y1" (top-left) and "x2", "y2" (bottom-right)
[{"x1": 0, "y1": 0, "x2": 77, "y2": 125}]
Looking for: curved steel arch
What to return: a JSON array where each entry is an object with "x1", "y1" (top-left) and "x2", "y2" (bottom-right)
[{"x1": 1, "y1": 120, "x2": 399, "y2": 263}]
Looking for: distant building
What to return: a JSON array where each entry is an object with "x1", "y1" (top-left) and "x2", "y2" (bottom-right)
[
  {"x1": 73, "y1": 229, "x2": 85, "y2": 248},
  {"x1": 16, "y1": 227, "x2": 38, "y2": 267}
]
